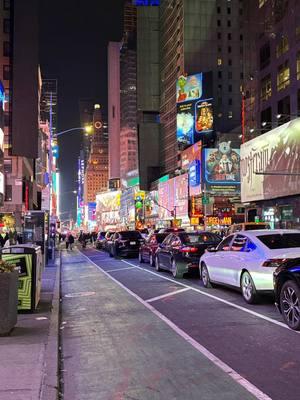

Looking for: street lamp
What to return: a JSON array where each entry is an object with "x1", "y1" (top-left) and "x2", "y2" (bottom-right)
[{"x1": 56, "y1": 125, "x2": 93, "y2": 137}]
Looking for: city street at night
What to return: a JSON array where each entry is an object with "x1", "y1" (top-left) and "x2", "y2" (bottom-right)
[{"x1": 60, "y1": 246, "x2": 300, "y2": 400}]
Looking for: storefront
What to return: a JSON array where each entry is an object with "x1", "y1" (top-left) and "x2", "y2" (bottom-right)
[{"x1": 241, "y1": 118, "x2": 300, "y2": 229}]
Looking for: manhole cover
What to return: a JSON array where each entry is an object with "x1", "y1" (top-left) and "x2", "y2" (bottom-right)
[{"x1": 64, "y1": 291, "x2": 96, "y2": 298}]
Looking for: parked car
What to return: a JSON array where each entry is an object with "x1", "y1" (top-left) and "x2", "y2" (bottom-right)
[
  {"x1": 226, "y1": 222, "x2": 270, "y2": 235},
  {"x1": 103, "y1": 231, "x2": 114, "y2": 252},
  {"x1": 155, "y1": 231, "x2": 222, "y2": 278},
  {"x1": 199, "y1": 230, "x2": 300, "y2": 304},
  {"x1": 95, "y1": 231, "x2": 106, "y2": 249},
  {"x1": 274, "y1": 250, "x2": 300, "y2": 330},
  {"x1": 109, "y1": 230, "x2": 145, "y2": 258},
  {"x1": 139, "y1": 233, "x2": 169, "y2": 266}
]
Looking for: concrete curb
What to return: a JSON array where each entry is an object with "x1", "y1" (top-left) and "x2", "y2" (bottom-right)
[{"x1": 40, "y1": 251, "x2": 61, "y2": 400}]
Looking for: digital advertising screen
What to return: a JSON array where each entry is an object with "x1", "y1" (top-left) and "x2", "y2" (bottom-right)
[
  {"x1": 176, "y1": 101, "x2": 194, "y2": 147},
  {"x1": 176, "y1": 73, "x2": 202, "y2": 103},
  {"x1": 203, "y1": 142, "x2": 240, "y2": 194}
]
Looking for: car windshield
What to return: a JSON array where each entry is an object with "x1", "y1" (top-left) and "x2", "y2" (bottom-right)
[
  {"x1": 120, "y1": 231, "x2": 142, "y2": 240},
  {"x1": 245, "y1": 224, "x2": 269, "y2": 230},
  {"x1": 257, "y1": 233, "x2": 300, "y2": 249},
  {"x1": 155, "y1": 234, "x2": 168, "y2": 243},
  {"x1": 180, "y1": 233, "x2": 220, "y2": 244}
]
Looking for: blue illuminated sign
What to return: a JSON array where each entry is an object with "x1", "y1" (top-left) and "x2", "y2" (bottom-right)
[
  {"x1": 133, "y1": 0, "x2": 160, "y2": 5},
  {"x1": 189, "y1": 160, "x2": 201, "y2": 187}
]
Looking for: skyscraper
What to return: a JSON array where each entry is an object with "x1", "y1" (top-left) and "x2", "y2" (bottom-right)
[{"x1": 40, "y1": 79, "x2": 58, "y2": 137}]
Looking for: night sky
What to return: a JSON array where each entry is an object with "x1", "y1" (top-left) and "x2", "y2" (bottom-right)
[{"x1": 39, "y1": 0, "x2": 124, "y2": 222}]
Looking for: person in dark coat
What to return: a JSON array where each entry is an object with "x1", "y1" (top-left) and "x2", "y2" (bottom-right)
[{"x1": 68, "y1": 233, "x2": 75, "y2": 250}]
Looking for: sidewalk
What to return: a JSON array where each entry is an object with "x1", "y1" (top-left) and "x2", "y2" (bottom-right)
[
  {"x1": 0, "y1": 253, "x2": 60, "y2": 400},
  {"x1": 61, "y1": 249, "x2": 256, "y2": 400}
]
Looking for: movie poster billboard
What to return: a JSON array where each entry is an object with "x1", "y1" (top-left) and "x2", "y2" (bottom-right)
[
  {"x1": 240, "y1": 119, "x2": 300, "y2": 202},
  {"x1": 176, "y1": 72, "x2": 213, "y2": 148},
  {"x1": 176, "y1": 73, "x2": 202, "y2": 103},
  {"x1": 195, "y1": 99, "x2": 213, "y2": 134},
  {"x1": 203, "y1": 143, "x2": 240, "y2": 194}
]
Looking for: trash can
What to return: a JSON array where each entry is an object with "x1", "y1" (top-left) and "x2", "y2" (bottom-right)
[{"x1": 1, "y1": 244, "x2": 43, "y2": 312}]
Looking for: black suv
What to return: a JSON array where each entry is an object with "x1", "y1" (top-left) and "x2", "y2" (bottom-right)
[
  {"x1": 109, "y1": 230, "x2": 144, "y2": 258},
  {"x1": 274, "y1": 259, "x2": 300, "y2": 330}
]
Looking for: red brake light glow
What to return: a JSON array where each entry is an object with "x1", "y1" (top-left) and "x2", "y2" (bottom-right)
[{"x1": 181, "y1": 246, "x2": 198, "y2": 253}]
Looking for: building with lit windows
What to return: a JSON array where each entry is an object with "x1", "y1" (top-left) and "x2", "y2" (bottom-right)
[{"x1": 84, "y1": 105, "x2": 109, "y2": 203}]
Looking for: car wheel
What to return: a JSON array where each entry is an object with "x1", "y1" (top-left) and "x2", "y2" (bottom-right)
[
  {"x1": 149, "y1": 253, "x2": 154, "y2": 267},
  {"x1": 201, "y1": 263, "x2": 212, "y2": 288},
  {"x1": 155, "y1": 256, "x2": 161, "y2": 272},
  {"x1": 172, "y1": 259, "x2": 183, "y2": 279},
  {"x1": 138, "y1": 251, "x2": 144, "y2": 263},
  {"x1": 241, "y1": 271, "x2": 258, "y2": 304},
  {"x1": 280, "y1": 280, "x2": 300, "y2": 331}
]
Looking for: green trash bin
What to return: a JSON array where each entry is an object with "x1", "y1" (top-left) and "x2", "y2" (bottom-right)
[{"x1": 1, "y1": 245, "x2": 43, "y2": 312}]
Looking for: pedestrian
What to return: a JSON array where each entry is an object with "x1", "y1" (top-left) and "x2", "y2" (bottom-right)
[
  {"x1": 68, "y1": 233, "x2": 74, "y2": 250},
  {"x1": 66, "y1": 232, "x2": 70, "y2": 250}
]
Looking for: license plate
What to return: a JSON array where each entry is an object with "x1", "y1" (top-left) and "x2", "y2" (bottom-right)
[{"x1": 130, "y1": 241, "x2": 136, "y2": 245}]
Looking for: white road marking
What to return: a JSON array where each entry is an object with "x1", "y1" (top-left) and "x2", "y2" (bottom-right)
[
  {"x1": 122, "y1": 260, "x2": 299, "y2": 333},
  {"x1": 79, "y1": 252, "x2": 272, "y2": 400},
  {"x1": 145, "y1": 287, "x2": 190, "y2": 303},
  {"x1": 107, "y1": 266, "x2": 138, "y2": 273}
]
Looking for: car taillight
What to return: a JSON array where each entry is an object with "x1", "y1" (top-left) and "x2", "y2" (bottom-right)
[
  {"x1": 181, "y1": 246, "x2": 198, "y2": 253},
  {"x1": 262, "y1": 259, "x2": 287, "y2": 268}
]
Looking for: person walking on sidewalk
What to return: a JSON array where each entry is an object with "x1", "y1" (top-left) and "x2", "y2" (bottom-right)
[{"x1": 68, "y1": 233, "x2": 75, "y2": 250}]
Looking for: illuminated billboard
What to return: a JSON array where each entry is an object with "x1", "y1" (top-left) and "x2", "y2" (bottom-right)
[
  {"x1": 158, "y1": 174, "x2": 189, "y2": 220},
  {"x1": 241, "y1": 118, "x2": 300, "y2": 202},
  {"x1": 176, "y1": 74, "x2": 202, "y2": 103},
  {"x1": 176, "y1": 72, "x2": 213, "y2": 148},
  {"x1": 203, "y1": 142, "x2": 240, "y2": 194}
]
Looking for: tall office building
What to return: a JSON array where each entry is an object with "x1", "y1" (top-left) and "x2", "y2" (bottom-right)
[
  {"x1": 243, "y1": 0, "x2": 300, "y2": 140},
  {"x1": 0, "y1": 0, "x2": 40, "y2": 226},
  {"x1": 158, "y1": 0, "x2": 248, "y2": 175},
  {"x1": 40, "y1": 79, "x2": 58, "y2": 137},
  {"x1": 79, "y1": 98, "x2": 95, "y2": 169},
  {"x1": 120, "y1": 2, "x2": 138, "y2": 181},
  {"x1": 108, "y1": 42, "x2": 121, "y2": 181},
  {"x1": 84, "y1": 105, "x2": 109, "y2": 203}
]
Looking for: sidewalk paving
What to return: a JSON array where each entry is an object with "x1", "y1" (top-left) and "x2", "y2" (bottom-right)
[
  {"x1": 61, "y1": 248, "x2": 257, "y2": 400},
  {"x1": 0, "y1": 254, "x2": 60, "y2": 400}
]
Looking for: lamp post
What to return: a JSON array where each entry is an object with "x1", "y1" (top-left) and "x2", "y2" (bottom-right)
[{"x1": 56, "y1": 125, "x2": 93, "y2": 137}]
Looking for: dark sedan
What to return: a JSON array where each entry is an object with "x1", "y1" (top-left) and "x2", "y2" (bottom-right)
[
  {"x1": 155, "y1": 231, "x2": 222, "y2": 278},
  {"x1": 139, "y1": 233, "x2": 169, "y2": 266},
  {"x1": 274, "y1": 258, "x2": 300, "y2": 330},
  {"x1": 109, "y1": 230, "x2": 145, "y2": 258}
]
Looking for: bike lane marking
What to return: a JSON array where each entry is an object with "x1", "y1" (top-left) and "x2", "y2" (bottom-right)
[
  {"x1": 145, "y1": 287, "x2": 190, "y2": 303},
  {"x1": 81, "y1": 252, "x2": 272, "y2": 400},
  {"x1": 121, "y1": 260, "x2": 299, "y2": 333}
]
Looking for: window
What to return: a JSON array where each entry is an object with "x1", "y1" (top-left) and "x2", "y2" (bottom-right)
[
  {"x1": 228, "y1": 46, "x2": 232, "y2": 53},
  {"x1": 297, "y1": 51, "x2": 300, "y2": 80},
  {"x1": 259, "y1": 0, "x2": 268, "y2": 7},
  {"x1": 228, "y1": 84, "x2": 232, "y2": 92},
  {"x1": 228, "y1": 71, "x2": 232, "y2": 79},
  {"x1": 227, "y1": 7, "x2": 231, "y2": 14},
  {"x1": 218, "y1": 71, "x2": 222, "y2": 79},
  {"x1": 228, "y1": 59, "x2": 232, "y2": 66},
  {"x1": 217, "y1": 235, "x2": 233, "y2": 251},
  {"x1": 260, "y1": 42, "x2": 270, "y2": 69},
  {"x1": 257, "y1": 233, "x2": 300, "y2": 249},
  {"x1": 228, "y1": 33, "x2": 232, "y2": 40},
  {"x1": 3, "y1": 19, "x2": 10, "y2": 34},
  {"x1": 276, "y1": 36, "x2": 289, "y2": 58},
  {"x1": 4, "y1": 159, "x2": 12, "y2": 173},
  {"x1": 5, "y1": 185, "x2": 12, "y2": 201},
  {"x1": 231, "y1": 235, "x2": 247, "y2": 251},
  {"x1": 3, "y1": 65, "x2": 10, "y2": 81},
  {"x1": 227, "y1": 20, "x2": 231, "y2": 27},
  {"x1": 228, "y1": 98, "x2": 232, "y2": 105},
  {"x1": 217, "y1": 20, "x2": 221, "y2": 27},
  {"x1": 3, "y1": 41, "x2": 10, "y2": 57},
  {"x1": 217, "y1": 6, "x2": 221, "y2": 13},
  {"x1": 260, "y1": 74, "x2": 272, "y2": 101},
  {"x1": 277, "y1": 96, "x2": 290, "y2": 124},
  {"x1": 217, "y1": 58, "x2": 222, "y2": 66},
  {"x1": 277, "y1": 61, "x2": 290, "y2": 91},
  {"x1": 217, "y1": 32, "x2": 221, "y2": 39},
  {"x1": 228, "y1": 111, "x2": 233, "y2": 118},
  {"x1": 260, "y1": 107, "x2": 272, "y2": 131}
]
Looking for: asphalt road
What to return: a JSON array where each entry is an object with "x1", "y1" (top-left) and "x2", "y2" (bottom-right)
[{"x1": 75, "y1": 247, "x2": 300, "y2": 400}]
